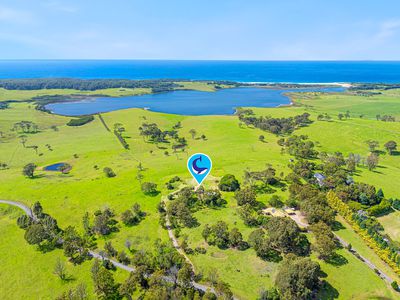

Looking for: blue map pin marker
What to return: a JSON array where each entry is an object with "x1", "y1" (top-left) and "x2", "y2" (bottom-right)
[{"x1": 187, "y1": 153, "x2": 212, "y2": 185}]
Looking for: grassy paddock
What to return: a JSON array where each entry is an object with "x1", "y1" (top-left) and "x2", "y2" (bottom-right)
[
  {"x1": 378, "y1": 211, "x2": 400, "y2": 242},
  {"x1": 293, "y1": 90, "x2": 400, "y2": 119},
  {"x1": 0, "y1": 81, "x2": 224, "y2": 103}
]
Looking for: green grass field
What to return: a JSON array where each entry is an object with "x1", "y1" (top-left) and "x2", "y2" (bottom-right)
[
  {"x1": 378, "y1": 211, "x2": 400, "y2": 242},
  {"x1": 0, "y1": 87, "x2": 152, "y2": 102},
  {"x1": 316, "y1": 247, "x2": 395, "y2": 300},
  {"x1": 293, "y1": 90, "x2": 400, "y2": 119},
  {"x1": 0, "y1": 87, "x2": 399, "y2": 299},
  {"x1": 0, "y1": 81, "x2": 223, "y2": 103}
]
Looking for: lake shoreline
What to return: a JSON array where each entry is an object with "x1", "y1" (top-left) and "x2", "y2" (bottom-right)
[{"x1": 44, "y1": 85, "x2": 345, "y2": 117}]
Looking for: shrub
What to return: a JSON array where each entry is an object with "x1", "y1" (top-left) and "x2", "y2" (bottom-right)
[
  {"x1": 347, "y1": 200, "x2": 363, "y2": 211},
  {"x1": 218, "y1": 174, "x2": 240, "y2": 192},
  {"x1": 22, "y1": 163, "x2": 36, "y2": 178},
  {"x1": 117, "y1": 251, "x2": 130, "y2": 265},
  {"x1": 195, "y1": 247, "x2": 207, "y2": 254},
  {"x1": 269, "y1": 195, "x2": 284, "y2": 208},
  {"x1": 113, "y1": 130, "x2": 129, "y2": 149},
  {"x1": 59, "y1": 163, "x2": 72, "y2": 174},
  {"x1": 234, "y1": 187, "x2": 256, "y2": 206},
  {"x1": 367, "y1": 199, "x2": 392, "y2": 217},
  {"x1": 391, "y1": 281, "x2": 399, "y2": 292},
  {"x1": 169, "y1": 176, "x2": 181, "y2": 183},
  {"x1": 102, "y1": 259, "x2": 116, "y2": 271},
  {"x1": 103, "y1": 167, "x2": 116, "y2": 178},
  {"x1": 392, "y1": 199, "x2": 400, "y2": 210},
  {"x1": 166, "y1": 176, "x2": 181, "y2": 190},
  {"x1": 0, "y1": 102, "x2": 9, "y2": 109},
  {"x1": 17, "y1": 215, "x2": 32, "y2": 229},
  {"x1": 141, "y1": 182, "x2": 158, "y2": 195}
]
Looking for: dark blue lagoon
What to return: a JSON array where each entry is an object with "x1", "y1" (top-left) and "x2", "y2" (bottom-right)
[
  {"x1": 44, "y1": 163, "x2": 67, "y2": 171},
  {"x1": 46, "y1": 87, "x2": 344, "y2": 116}
]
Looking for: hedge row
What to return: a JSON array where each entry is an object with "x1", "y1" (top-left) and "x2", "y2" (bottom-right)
[
  {"x1": 114, "y1": 130, "x2": 129, "y2": 149},
  {"x1": 67, "y1": 115, "x2": 94, "y2": 126},
  {"x1": 327, "y1": 191, "x2": 400, "y2": 276}
]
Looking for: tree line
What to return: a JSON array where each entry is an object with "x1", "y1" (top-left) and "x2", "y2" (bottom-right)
[
  {"x1": 237, "y1": 109, "x2": 312, "y2": 135},
  {"x1": 67, "y1": 116, "x2": 94, "y2": 127},
  {"x1": 139, "y1": 121, "x2": 188, "y2": 153},
  {"x1": 0, "y1": 78, "x2": 181, "y2": 91},
  {"x1": 0, "y1": 78, "x2": 237, "y2": 92}
]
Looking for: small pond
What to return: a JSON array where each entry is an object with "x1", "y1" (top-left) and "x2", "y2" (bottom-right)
[{"x1": 44, "y1": 163, "x2": 68, "y2": 172}]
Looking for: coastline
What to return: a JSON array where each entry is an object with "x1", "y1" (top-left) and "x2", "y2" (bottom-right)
[{"x1": 242, "y1": 82, "x2": 352, "y2": 89}]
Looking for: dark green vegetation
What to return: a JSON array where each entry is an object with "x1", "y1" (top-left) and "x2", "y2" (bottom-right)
[
  {"x1": 0, "y1": 102, "x2": 9, "y2": 109},
  {"x1": 0, "y1": 78, "x2": 237, "y2": 93},
  {"x1": 218, "y1": 174, "x2": 240, "y2": 192},
  {"x1": 1, "y1": 83, "x2": 400, "y2": 299},
  {"x1": 238, "y1": 110, "x2": 312, "y2": 135},
  {"x1": 67, "y1": 115, "x2": 95, "y2": 127}
]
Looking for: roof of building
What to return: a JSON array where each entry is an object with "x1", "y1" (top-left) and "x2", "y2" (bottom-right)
[{"x1": 314, "y1": 173, "x2": 326, "y2": 180}]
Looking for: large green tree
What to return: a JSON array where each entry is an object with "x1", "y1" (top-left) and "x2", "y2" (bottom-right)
[
  {"x1": 275, "y1": 255, "x2": 321, "y2": 300},
  {"x1": 234, "y1": 187, "x2": 256, "y2": 206},
  {"x1": 92, "y1": 262, "x2": 120, "y2": 299},
  {"x1": 310, "y1": 222, "x2": 337, "y2": 260},
  {"x1": 266, "y1": 217, "x2": 307, "y2": 254},
  {"x1": 22, "y1": 163, "x2": 36, "y2": 178},
  {"x1": 218, "y1": 174, "x2": 240, "y2": 192},
  {"x1": 384, "y1": 140, "x2": 397, "y2": 155},
  {"x1": 24, "y1": 224, "x2": 48, "y2": 245}
]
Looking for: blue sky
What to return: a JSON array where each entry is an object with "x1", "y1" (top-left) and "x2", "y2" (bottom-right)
[{"x1": 1, "y1": 0, "x2": 400, "y2": 60}]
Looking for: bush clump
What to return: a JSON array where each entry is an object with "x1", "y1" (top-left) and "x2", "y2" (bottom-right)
[
  {"x1": 141, "y1": 182, "x2": 158, "y2": 196},
  {"x1": 67, "y1": 115, "x2": 94, "y2": 126},
  {"x1": 103, "y1": 167, "x2": 116, "y2": 178},
  {"x1": 218, "y1": 174, "x2": 240, "y2": 192}
]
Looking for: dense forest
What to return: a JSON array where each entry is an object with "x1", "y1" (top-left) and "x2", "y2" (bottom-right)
[
  {"x1": 0, "y1": 78, "x2": 237, "y2": 92},
  {"x1": 349, "y1": 83, "x2": 400, "y2": 90},
  {"x1": 0, "y1": 78, "x2": 180, "y2": 91}
]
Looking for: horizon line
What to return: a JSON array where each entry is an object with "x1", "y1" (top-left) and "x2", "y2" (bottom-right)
[{"x1": 1, "y1": 59, "x2": 400, "y2": 62}]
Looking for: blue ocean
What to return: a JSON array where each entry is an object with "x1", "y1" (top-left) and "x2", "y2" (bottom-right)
[
  {"x1": 1, "y1": 60, "x2": 400, "y2": 83},
  {"x1": 1, "y1": 60, "x2": 398, "y2": 115}
]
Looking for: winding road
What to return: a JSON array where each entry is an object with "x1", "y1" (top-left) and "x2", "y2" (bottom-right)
[
  {"x1": 2, "y1": 198, "x2": 394, "y2": 297},
  {"x1": 0, "y1": 199, "x2": 218, "y2": 296},
  {"x1": 0, "y1": 200, "x2": 37, "y2": 221},
  {"x1": 161, "y1": 191, "x2": 225, "y2": 297}
]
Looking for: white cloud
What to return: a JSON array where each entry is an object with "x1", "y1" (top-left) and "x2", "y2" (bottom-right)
[{"x1": 376, "y1": 19, "x2": 400, "y2": 40}]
